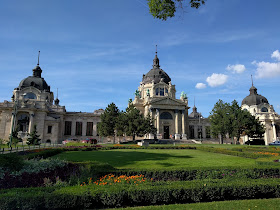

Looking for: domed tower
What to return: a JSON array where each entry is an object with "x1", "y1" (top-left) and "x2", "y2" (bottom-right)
[
  {"x1": 12, "y1": 52, "x2": 54, "y2": 103},
  {"x1": 133, "y1": 47, "x2": 189, "y2": 140},
  {"x1": 135, "y1": 48, "x2": 176, "y2": 103},
  {"x1": 241, "y1": 76, "x2": 279, "y2": 145}
]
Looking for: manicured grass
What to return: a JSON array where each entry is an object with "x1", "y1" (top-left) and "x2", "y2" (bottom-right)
[
  {"x1": 54, "y1": 149, "x2": 256, "y2": 169},
  {"x1": 115, "y1": 198, "x2": 280, "y2": 210}
]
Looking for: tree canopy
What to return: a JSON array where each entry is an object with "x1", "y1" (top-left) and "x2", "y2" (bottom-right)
[
  {"x1": 98, "y1": 102, "x2": 156, "y2": 141},
  {"x1": 209, "y1": 99, "x2": 265, "y2": 144},
  {"x1": 148, "y1": 0, "x2": 206, "y2": 20},
  {"x1": 27, "y1": 124, "x2": 41, "y2": 145}
]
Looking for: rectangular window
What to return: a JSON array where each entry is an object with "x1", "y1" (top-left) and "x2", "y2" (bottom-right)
[
  {"x1": 160, "y1": 88, "x2": 164, "y2": 96},
  {"x1": 47, "y1": 126, "x2": 52, "y2": 134},
  {"x1": 156, "y1": 88, "x2": 159, "y2": 96},
  {"x1": 189, "y1": 125, "x2": 194, "y2": 139},
  {"x1": 64, "y1": 121, "x2": 72, "y2": 135},
  {"x1": 206, "y1": 126, "x2": 211, "y2": 138},
  {"x1": 86, "y1": 122, "x2": 93, "y2": 136},
  {"x1": 76, "y1": 122, "x2": 83, "y2": 136},
  {"x1": 165, "y1": 88, "x2": 168, "y2": 94}
]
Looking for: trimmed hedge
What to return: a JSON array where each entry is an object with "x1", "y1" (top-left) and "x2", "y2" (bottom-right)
[
  {"x1": 18, "y1": 148, "x2": 64, "y2": 159},
  {"x1": 1, "y1": 178, "x2": 280, "y2": 209},
  {"x1": 0, "y1": 162, "x2": 79, "y2": 189}
]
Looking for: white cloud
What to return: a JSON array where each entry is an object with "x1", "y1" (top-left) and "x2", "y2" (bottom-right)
[
  {"x1": 206, "y1": 73, "x2": 228, "y2": 87},
  {"x1": 195, "y1": 83, "x2": 207, "y2": 89},
  {"x1": 271, "y1": 50, "x2": 280, "y2": 61},
  {"x1": 226, "y1": 64, "x2": 246, "y2": 74},
  {"x1": 254, "y1": 61, "x2": 280, "y2": 78}
]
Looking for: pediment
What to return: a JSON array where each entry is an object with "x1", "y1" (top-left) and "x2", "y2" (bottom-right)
[{"x1": 149, "y1": 97, "x2": 186, "y2": 106}]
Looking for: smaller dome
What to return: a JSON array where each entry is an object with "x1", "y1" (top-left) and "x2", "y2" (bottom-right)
[
  {"x1": 18, "y1": 76, "x2": 50, "y2": 92},
  {"x1": 18, "y1": 65, "x2": 50, "y2": 92},
  {"x1": 142, "y1": 53, "x2": 171, "y2": 84},
  {"x1": 242, "y1": 85, "x2": 268, "y2": 106}
]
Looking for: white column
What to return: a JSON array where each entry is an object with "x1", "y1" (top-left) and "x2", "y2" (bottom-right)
[
  {"x1": 28, "y1": 112, "x2": 35, "y2": 133},
  {"x1": 181, "y1": 110, "x2": 187, "y2": 139},
  {"x1": 175, "y1": 110, "x2": 180, "y2": 140},
  {"x1": 272, "y1": 121, "x2": 277, "y2": 140},
  {"x1": 156, "y1": 109, "x2": 160, "y2": 134}
]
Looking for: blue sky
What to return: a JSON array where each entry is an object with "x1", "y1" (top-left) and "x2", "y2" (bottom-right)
[{"x1": 1, "y1": 0, "x2": 280, "y2": 117}]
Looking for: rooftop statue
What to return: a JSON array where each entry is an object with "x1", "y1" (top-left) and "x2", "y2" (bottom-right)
[
  {"x1": 180, "y1": 91, "x2": 187, "y2": 99},
  {"x1": 134, "y1": 90, "x2": 141, "y2": 98}
]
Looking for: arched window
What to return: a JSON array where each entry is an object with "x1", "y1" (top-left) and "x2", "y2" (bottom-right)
[
  {"x1": 160, "y1": 88, "x2": 164, "y2": 96},
  {"x1": 24, "y1": 92, "x2": 37, "y2": 99},
  {"x1": 261, "y1": 107, "x2": 268, "y2": 112},
  {"x1": 243, "y1": 108, "x2": 248, "y2": 112},
  {"x1": 17, "y1": 114, "x2": 29, "y2": 132},
  {"x1": 160, "y1": 112, "x2": 173, "y2": 120}
]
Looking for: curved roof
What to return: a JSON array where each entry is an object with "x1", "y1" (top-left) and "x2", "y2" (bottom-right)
[
  {"x1": 242, "y1": 85, "x2": 268, "y2": 106},
  {"x1": 142, "y1": 53, "x2": 171, "y2": 84},
  {"x1": 17, "y1": 65, "x2": 50, "y2": 92}
]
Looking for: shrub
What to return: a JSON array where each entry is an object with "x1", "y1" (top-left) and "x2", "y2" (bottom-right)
[
  {"x1": 0, "y1": 153, "x2": 24, "y2": 171},
  {"x1": 1, "y1": 178, "x2": 280, "y2": 209},
  {"x1": 18, "y1": 148, "x2": 64, "y2": 159},
  {"x1": 0, "y1": 159, "x2": 79, "y2": 189}
]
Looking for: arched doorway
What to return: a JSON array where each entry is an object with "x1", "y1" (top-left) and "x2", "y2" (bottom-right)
[{"x1": 17, "y1": 114, "x2": 29, "y2": 132}]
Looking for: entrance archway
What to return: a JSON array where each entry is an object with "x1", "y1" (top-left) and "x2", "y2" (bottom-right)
[{"x1": 163, "y1": 126, "x2": 169, "y2": 139}]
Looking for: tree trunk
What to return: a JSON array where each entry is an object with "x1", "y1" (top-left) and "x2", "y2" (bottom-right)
[{"x1": 219, "y1": 134, "x2": 223, "y2": 144}]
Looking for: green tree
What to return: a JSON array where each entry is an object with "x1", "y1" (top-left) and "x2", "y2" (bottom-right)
[
  {"x1": 125, "y1": 104, "x2": 156, "y2": 140},
  {"x1": 209, "y1": 99, "x2": 230, "y2": 144},
  {"x1": 97, "y1": 103, "x2": 120, "y2": 143},
  {"x1": 9, "y1": 125, "x2": 21, "y2": 147},
  {"x1": 210, "y1": 99, "x2": 265, "y2": 144},
  {"x1": 115, "y1": 111, "x2": 127, "y2": 137},
  {"x1": 27, "y1": 124, "x2": 41, "y2": 145},
  {"x1": 148, "y1": 0, "x2": 206, "y2": 21}
]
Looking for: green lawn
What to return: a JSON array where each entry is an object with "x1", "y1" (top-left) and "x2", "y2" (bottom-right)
[
  {"x1": 54, "y1": 149, "x2": 256, "y2": 169},
  {"x1": 115, "y1": 198, "x2": 280, "y2": 210}
]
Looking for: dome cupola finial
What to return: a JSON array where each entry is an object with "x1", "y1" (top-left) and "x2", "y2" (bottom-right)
[
  {"x1": 249, "y1": 75, "x2": 257, "y2": 95},
  {"x1": 37, "y1": 50, "x2": 40, "y2": 66},
  {"x1": 153, "y1": 45, "x2": 160, "y2": 68},
  {"x1": 33, "y1": 50, "x2": 42, "y2": 78}
]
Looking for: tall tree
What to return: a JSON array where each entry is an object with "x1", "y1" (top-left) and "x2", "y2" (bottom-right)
[
  {"x1": 125, "y1": 104, "x2": 156, "y2": 140},
  {"x1": 210, "y1": 99, "x2": 265, "y2": 144},
  {"x1": 148, "y1": 0, "x2": 206, "y2": 21},
  {"x1": 97, "y1": 103, "x2": 120, "y2": 141},
  {"x1": 209, "y1": 99, "x2": 230, "y2": 144}
]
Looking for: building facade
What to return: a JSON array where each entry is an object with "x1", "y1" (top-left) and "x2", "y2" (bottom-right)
[
  {"x1": 0, "y1": 51, "x2": 216, "y2": 144},
  {"x1": 241, "y1": 83, "x2": 280, "y2": 145},
  {"x1": 0, "y1": 63, "x2": 103, "y2": 144}
]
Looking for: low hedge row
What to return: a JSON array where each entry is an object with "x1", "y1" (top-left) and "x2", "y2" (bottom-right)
[
  {"x1": 105, "y1": 167, "x2": 280, "y2": 181},
  {"x1": 1, "y1": 178, "x2": 280, "y2": 209},
  {"x1": 74, "y1": 162, "x2": 280, "y2": 182},
  {"x1": 0, "y1": 162, "x2": 79, "y2": 189},
  {"x1": 196, "y1": 146, "x2": 276, "y2": 159},
  {"x1": 18, "y1": 148, "x2": 64, "y2": 159}
]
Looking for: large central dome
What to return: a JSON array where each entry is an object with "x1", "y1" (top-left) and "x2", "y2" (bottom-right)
[
  {"x1": 17, "y1": 65, "x2": 50, "y2": 92},
  {"x1": 242, "y1": 85, "x2": 268, "y2": 106},
  {"x1": 142, "y1": 53, "x2": 171, "y2": 84}
]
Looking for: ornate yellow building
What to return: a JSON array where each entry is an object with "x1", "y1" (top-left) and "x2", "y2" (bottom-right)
[
  {"x1": 241, "y1": 82, "x2": 280, "y2": 145},
  {"x1": 133, "y1": 51, "x2": 190, "y2": 140}
]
